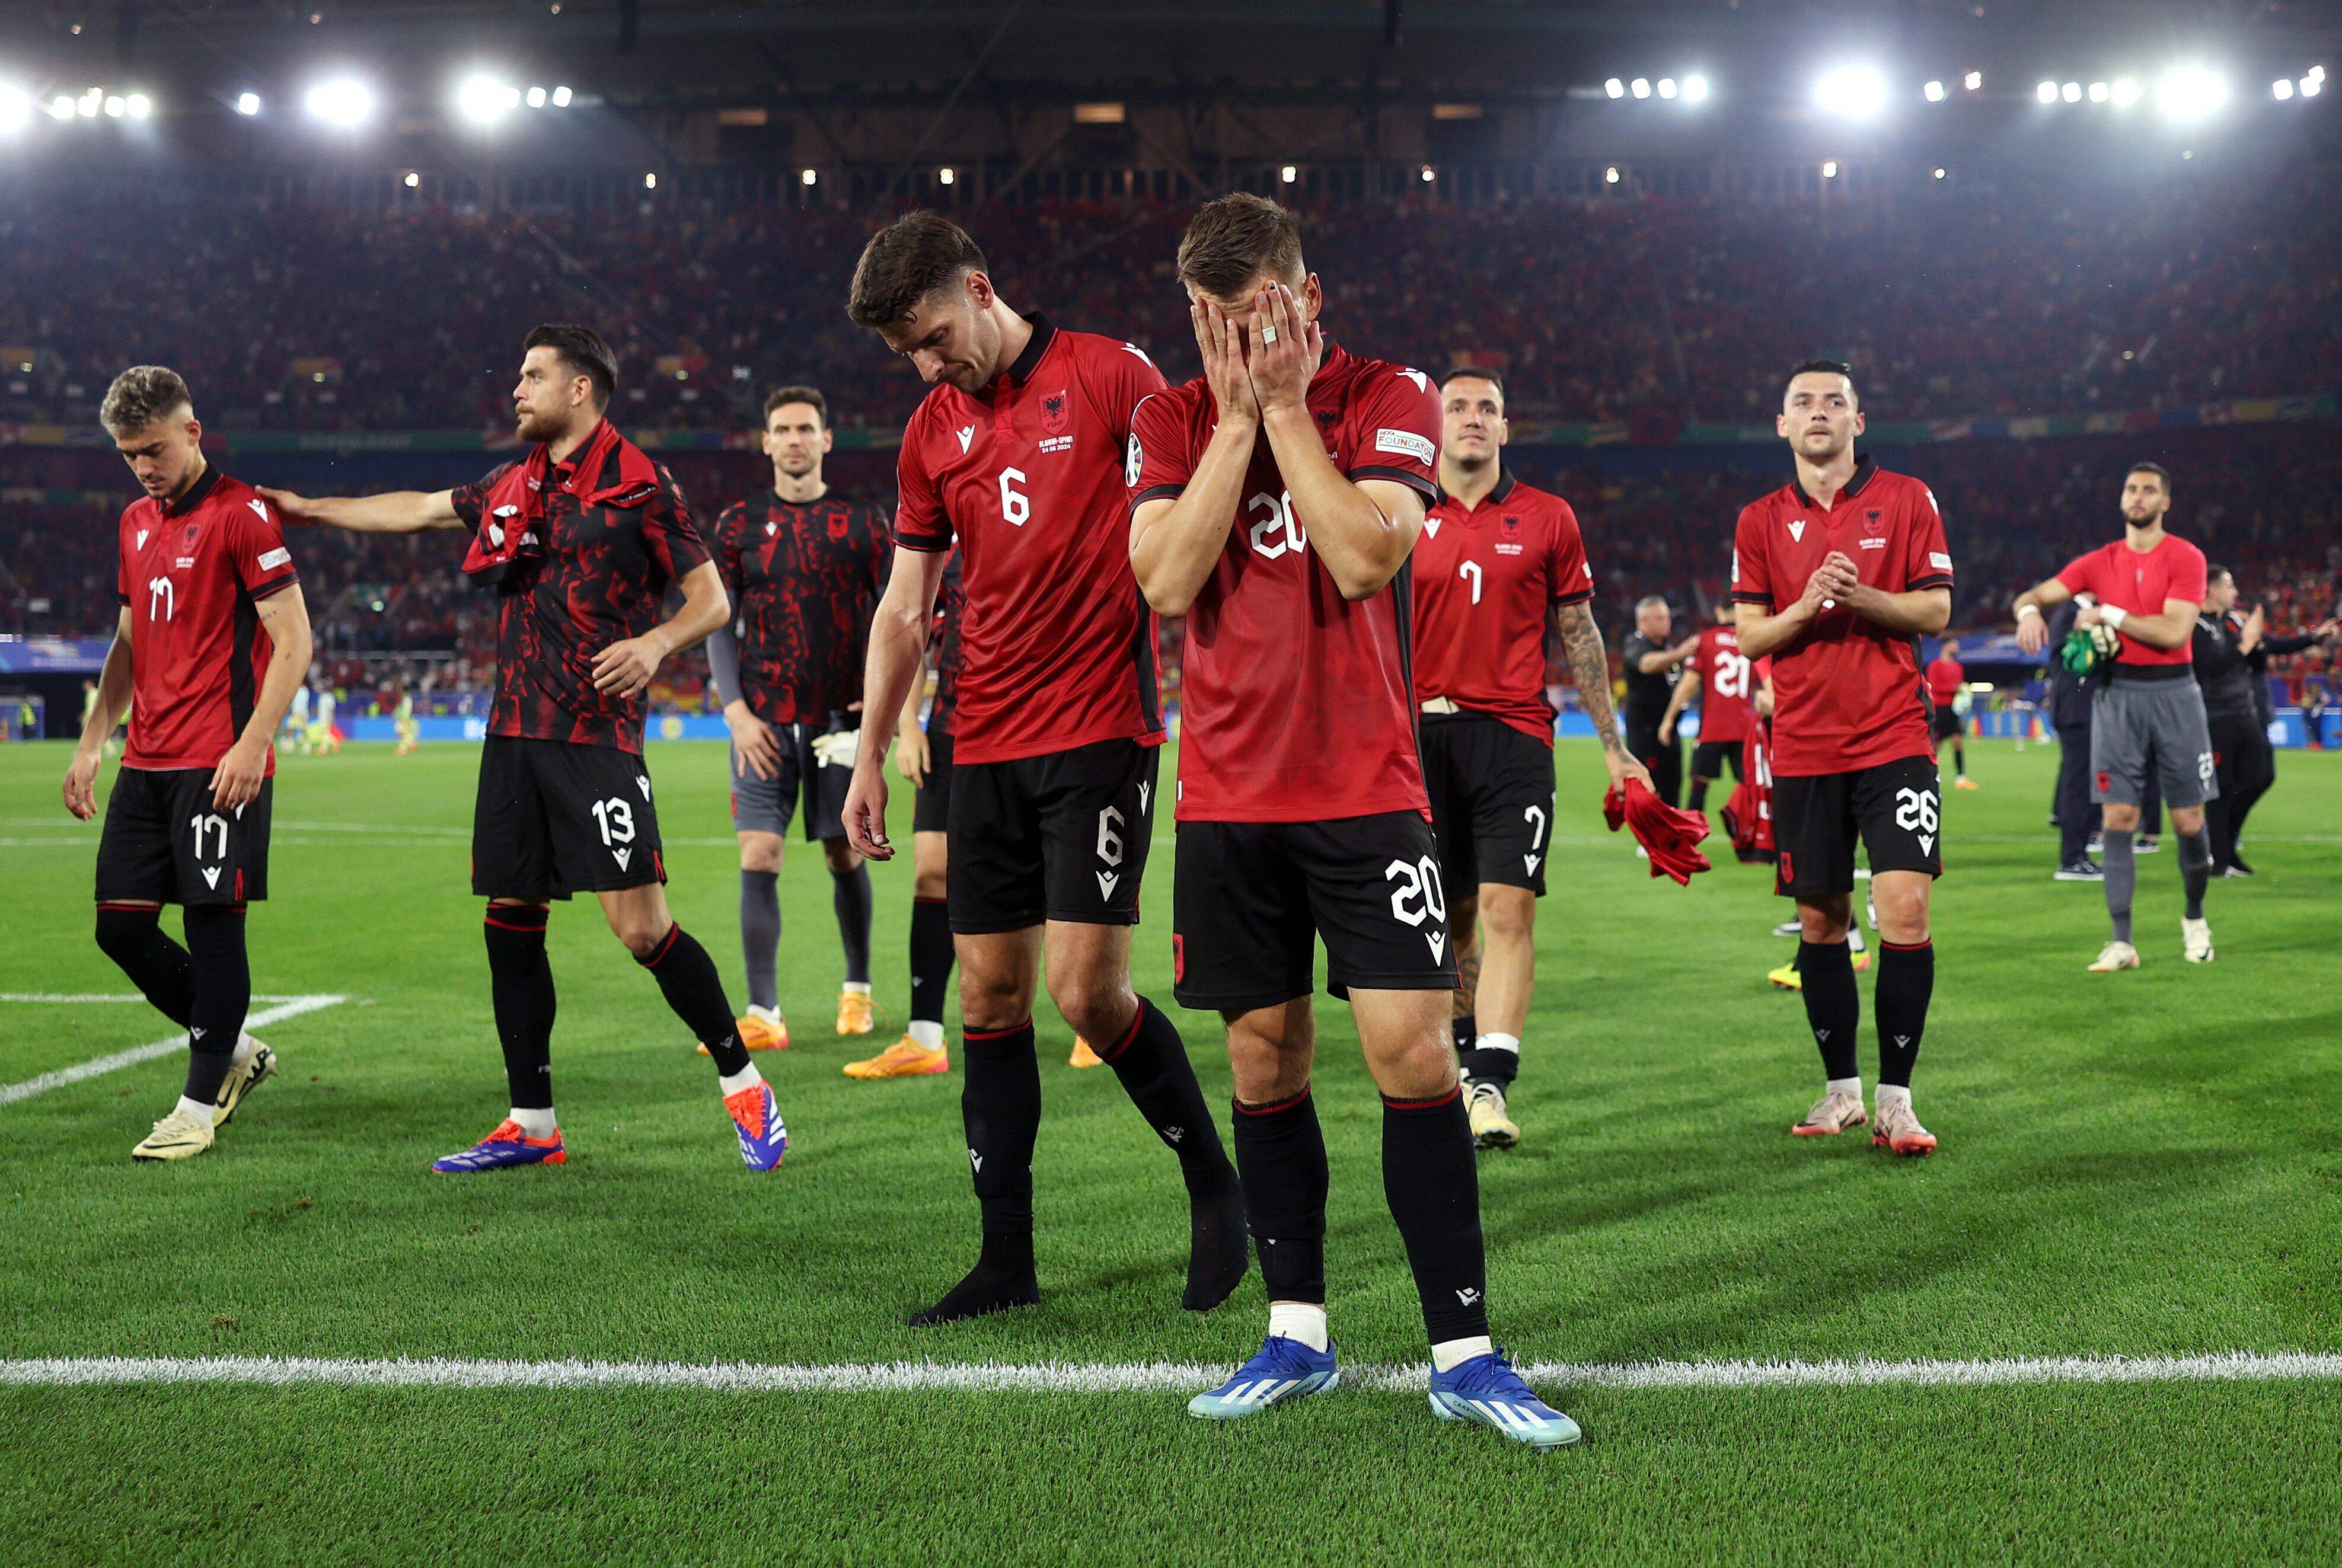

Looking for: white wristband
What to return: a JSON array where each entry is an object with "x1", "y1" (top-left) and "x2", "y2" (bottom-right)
[
  {"x1": 2100, "y1": 604, "x2": 2128, "y2": 631},
  {"x1": 2015, "y1": 603, "x2": 2041, "y2": 620}
]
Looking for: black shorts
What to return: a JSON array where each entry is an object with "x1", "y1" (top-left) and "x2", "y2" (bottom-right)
[
  {"x1": 730, "y1": 713, "x2": 853, "y2": 842},
  {"x1": 1419, "y1": 711, "x2": 1556, "y2": 896},
  {"x1": 1172, "y1": 812, "x2": 1458, "y2": 1012},
  {"x1": 473, "y1": 736, "x2": 666, "y2": 900},
  {"x1": 946, "y1": 737, "x2": 1157, "y2": 934},
  {"x1": 95, "y1": 767, "x2": 272, "y2": 905},
  {"x1": 1772, "y1": 754, "x2": 1944, "y2": 900},
  {"x1": 1691, "y1": 738, "x2": 1746, "y2": 783},
  {"x1": 1929, "y1": 705, "x2": 1966, "y2": 742},
  {"x1": 912, "y1": 725, "x2": 954, "y2": 835}
]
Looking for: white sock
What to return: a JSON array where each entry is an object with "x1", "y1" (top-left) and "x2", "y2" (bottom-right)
[
  {"x1": 1267, "y1": 1301, "x2": 1329, "y2": 1353},
  {"x1": 508, "y1": 1106, "x2": 556, "y2": 1139},
  {"x1": 907, "y1": 1020, "x2": 944, "y2": 1050},
  {"x1": 1847, "y1": 925, "x2": 1867, "y2": 954},
  {"x1": 174, "y1": 1094, "x2": 216, "y2": 1126},
  {"x1": 842, "y1": 981, "x2": 872, "y2": 997},
  {"x1": 1474, "y1": 1033, "x2": 1521, "y2": 1058},
  {"x1": 231, "y1": 1033, "x2": 261, "y2": 1067},
  {"x1": 746, "y1": 1004, "x2": 781, "y2": 1027},
  {"x1": 1876, "y1": 1082, "x2": 1912, "y2": 1113},
  {"x1": 719, "y1": 1064, "x2": 764, "y2": 1098},
  {"x1": 1431, "y1": 1334, "x2": 1494, "y2": 1374},
  {"x1": 1826, "y1": 1075, "x2": 1863, "y2": 1101}
]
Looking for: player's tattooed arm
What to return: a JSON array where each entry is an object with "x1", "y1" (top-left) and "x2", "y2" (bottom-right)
[{"x1": 1558, "y1": 601, "x2": 1652, "y2": 789}]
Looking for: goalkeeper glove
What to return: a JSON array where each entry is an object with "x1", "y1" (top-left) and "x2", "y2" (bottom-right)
[{"x1": 810, "y1": 728, "x2": 860, "y2": 768}]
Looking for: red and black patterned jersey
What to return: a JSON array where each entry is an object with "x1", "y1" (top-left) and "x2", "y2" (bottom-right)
[
  {"x1": 1411, "y1": 472, "x2": 1594, "y2": 746},
  {"x1": 1129, "y1": 342, "x2": 1443, "y2": 822},
  {"x1": 711, "y1": 487, "x2": 891, "y2": 725},
  {"x1": 929, "y1": 544, "x2": 966, "y2": 736},
  {"x1": 115, "y1": 467, "x2": 299, "y2": 772},
  {"x1": 451, "y1": 426, "x2": 710, "y2": 753},
  {"x1": 892, "y1": 315, "x2": 1169, "y2": 765},
  {"x1": 1730, "y1": 456, "x2": 1952, "y2": 776},
  {"x1": 1693, "y1": 625, "x2": 1754, "y2": 745}
]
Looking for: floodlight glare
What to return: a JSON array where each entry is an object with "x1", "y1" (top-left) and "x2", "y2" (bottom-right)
[
  {"x1": 1280, "y1": 164, "x2": 1297, "y2": 182},
  {"x1": 0, "y1": 86, "x2": 28, "y2": 133},
  {"x1": 1683, "y1": 75, "x2": 1709, "y2": 103},
  {"x1": 126, "y1": 93, "x2": 151, "y2": 118},
  {"x1": 457, "y1": 75, "x2": 521, "y2": 123},
  {"x1": 1420, "y1": 164, "x2": 1435, "y2": 182},
  {"x1": 1923, "y1": 80, "x2": 1946, "y2": 102},
  {"x1": 2274, "y1": 79, "x2": 2295, "y2": 101},
  {"x1": 643, "y1": 172, "x2": 656, "y2": 189},
  {"x1": 1815, "y1": 66, "x2": 1888, "y2": 117},
  {"x1": 2111, "y1": 77, "x2": 2142, "y2": 106},
  {"x1": 103, "y1": 95, "x2": 125, "y2": 117},
  {"x1": 1631, "y1": 78, "x2": 1651, "y2": 98},
  {"x1": 2088, "y1": 82, "x2": 2109, "y2": 103},
  {"x1": 305, "y1": 79, "x2": 373, "y2": 125},
  {"x1": 2157, "y1": 68, "x2": 2228, "y2": 121},
  {"x1": 1933, "y1": 167, "x2": 1948, "y2": 180},
  {"x1": 2036, "y1": 81, "x2": 2059, "y2": 104},
  {"x1": 802, "y1": 167, "x2": 818, "y2": 185},
  {"x1": 1822, "y1": 159, "x2": 1839, "y2": 178},
  {"x1": 1964, "y1": 71, "x2": 1983, "y2": 91},
  {"x1": 2062, "y1": 82, "x2": 2081, "y2": 103},
  {"x1": 526, "y1": 87, "x2": 547, "y2": 108},
  {"x1": 1658, "y1": 78, "x2": 1677, "y2": 100},
  {"x1": 403, "y1": 171, "x2": 420, "y2": 187},
  {"x1": 938, "y1": 167, "x2": 954, "y2": 185},
  {"x1": 78, "y1": 89, "x2": 101, "y2": 117},
  {"x1": 235, "y1": 92, "x2": 261, "y2": 115},
  {"x1": 2303, "y1": 76, "x2": 2324, "y2": 98},
  {"x1": 1604, "y1": 78, "x2": 1625, "y2": 99},
  {"x1": 551, "y1": 85, "x2": 573, "y2": 106},
  {"x1": 1604, "y1": 165, "x2": 1620, "y2": 184},
  {"x1": 49, "y1": 95, "x2": 74, "y2": 118}
]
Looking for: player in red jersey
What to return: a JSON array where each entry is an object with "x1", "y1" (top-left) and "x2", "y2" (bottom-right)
[
  {"x1": 1923, "y1": 638, "x2": 1976, "y2": 790},
  {"x1": 1661, "y1": 605, "x2": 1756, "y2": 816},
  {"x1": 64, "y1": 367, "x2": 314, "y2": 1161},
  {"x1": 2012, "y1": 462, "x2": 2217, "y2": 970},
  {"x1": 1133, "y1": 196, "x2": 1577, "y2": 1447},
  {"x1": 704, "y1": 385, "x2": 893, "y2": 1053},
  {"x1": 1410, "y1": 368, "x2": 1646, "y2": 1151},
  {"x1": 1732, "y1": 361, "x2": 1952, "y2": 1157},
  {"x1": 841, "y1": 212, "x2": 1245, "y2": 1325},
  {"x1": 263, "y1": 326, "x2": 786, "y2": 1174}
]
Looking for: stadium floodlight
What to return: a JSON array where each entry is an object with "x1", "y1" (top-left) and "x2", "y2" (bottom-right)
[
  {"x1": 1604, "y1": 78, "x2": 1625, "y2": 99},
  {"x1": 1684, "y1": 75, "x2": 1709, "y2": 103},
  {"x1": 2111, "y1": 77, "x2": 2142, "y2": 106},
  {"x1": 457, "y1": 75, "x2": 521, "y2": 124},
  {"x1": 235, "y1": 92, "x2": 261, "y2": 116},
  {"x1": 1280, "y1": 164, "x2": 1297, "y2": 183},
  {"x1": 1631, "y1": 78, "x2": 1651, "y2": 98},
  {"x1": 2036, "y1": 81, "x2": 2059, "y2": 104},
  {"x1": 103, "y1": 95, "x2": 125, "y2": 117},
  {"x1": 2303, "y1": 76, "x2": 2323, "y2": 98},
  {"x1": 2156, "y1": 67, "x2": 2228, "y2": 122},
  {"x1": 1814, "y1": 66, "x2": 1888, "y2": 118},
  {"x1": 1933, "y1": 167, "x2": 1948, "y2": 180},
  {"x1": 305, "y1": 79, "x2": 373, "y2": 126},
  {"x1": 2061, "y1": 82, "x2": 2081, "y2": 103},
  {"x1": 1657, "y1": 78, "x2": 1677, "y2": 100},
  {"x1": 800, "y1": 167, "x2": 818, "y2": 185},
  {"x1": 1604, "y1": 165, "x2": 1620, "y2": 184},
  {"x1": 126, "y1": 93, "x2": 151, "y2": 119},
  {"x1": 1923, "y1": 80, "x2": 1946, "y2": 102},
  {"x1": 0, "y1": 86, "x2": 28, "y2": 133},
  {"x1": 643, "y1": 172, "x2": 656, "y2": 189},
  {"x1": 1420, "y1": 164, "x2": 1436, "y2": 182},
  {"x1": 78, "y1": 88, "x2": 101, "y2": 117},
  {"x1": 1822, "y1": 159, "x2": 1839, "y2": 178},
  {"x1": 403, "y1": 171, "x2": 420, "y2": 187},
  {"x1": 2088, "y1": 82, "x2": 2109, "y2": 103},
  {"x1": 938, "y1": 167, "x2": 955, "y2": 185},
  {"x1": 2274, "y1": 79, "x2": 2295, "y2": 101},
  {"x1": 1964, "y1": 71, "x2": 1983, "y2": 91},
  {"x1": 49, "y1": 94, "x2": 74, "y2": 119},
  {"x1": 551, "y1": 85, "x2": 573, "y2": 107},
  {"x1": 526, "y1": 87, "x2": 547, "y2": 108}
]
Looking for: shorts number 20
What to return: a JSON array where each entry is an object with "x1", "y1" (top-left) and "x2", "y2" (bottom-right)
[{"x1": 1383, "y1": 856, "x2": 1448, "y2": 927}]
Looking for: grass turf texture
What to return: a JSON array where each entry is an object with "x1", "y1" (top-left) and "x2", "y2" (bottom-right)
[{"x1": 2, "y1": 737, "x2": 2339, "y2": 1564}]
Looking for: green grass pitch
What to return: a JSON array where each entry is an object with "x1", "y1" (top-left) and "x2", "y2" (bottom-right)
[{"x1": 2, "y1": 736, "x2": 2339, "y2": 1564}]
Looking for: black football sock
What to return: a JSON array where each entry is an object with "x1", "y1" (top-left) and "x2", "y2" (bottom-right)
[
  {"x1": 1462, "y1": 1039, "x2": 1520, "y2": 1088},
  {"x1": 739, "y1": 870, "x2": 780, "y2": 1013},
  {"x1": 912, "y1": 1019, "x2": 1042, "y2": 1326},
  {"x1": 1798, "y1": 939, "x2": 1861, "y2": 1082},
  {"x1": 95, "y1": 903, "x2": 196, "y2": 1026},
  {"x1": 1232, "y1": 1088, "x2": 1329, "y2": 1307},
  {"x1": 1875, "y1": 940, "x2": 1933, "y2": 1089},
  {"x1": 908, "y1": 897, "x2": 954, "y2": 1029},
  {"x1": 1381, "y1": 1088, "x2": 1491, "y2": 1344},
  {"x1": 637, "y1": 924, "x2": 751, "y2": 1077},
  {"x1": 831, "y1": 862, "x2": 874, "y2": 986},
  {"x1": 2102, "y1": 829, "x2": 2136, "y2": 943},
  {"x1": 180, "y1": 905, "x2": 251, "y2": 1109},
  {"x1": 1953, "y1": 742, "x2": 1968, "y2": 779},
  {"x1": 2178, "y1": 828, "x2": 2213, "y2": 919},
  {"x1": 1688, "y1": 778, "x2": 1712, "y2": 813},
  {"x1": 1452, "y1": 1012, "x2": 1476, "y2": 1061},
  {"x1": 484, "y1": 905, "x2": 557, "y2": 1110},
  {"x1": 1097, "y1": 997, "x2": 1246, "y2": 1310}
]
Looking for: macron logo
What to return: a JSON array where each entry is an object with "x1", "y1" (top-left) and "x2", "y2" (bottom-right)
[
  {"x1": 969, "y1": 1149, "x2": 984, "y2": 1172},
  {"x1": 1525, "y1": 853, "x2": 1542, "y2": 875},
  {"x1": 1427, "y1": 931, "x2": 1447, "y2": 963},
  {"x1": 248, "y1": 498, "x2": 269, "y2": 521},
  {"x1": 955, "y1": 425, "x2": 975, "y2": 455},
  {"x1": 1423, "y1": 516, "x2": 1442, "y2": 539},
  {"x1": 1096, "y1": 871, "x2": 1120, "y2": 900},
  {"x1": 1787, "y1": 520, "x2": 1807, "y2": 542},
  {"x1": 612, "y1": 847, "x2": 632, "y2": 871},
  {"x1": 135, "y1": 529, "x2": 151, "y2": 550}
]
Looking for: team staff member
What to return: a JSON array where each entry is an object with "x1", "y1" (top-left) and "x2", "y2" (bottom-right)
[
  {"x1": 266, "y1": 325, "x2": 786, "y2": 1174},
  {"x1": 1658, "y1": 604, "x2": 1753, "y2": 816},
  {"x1": 2193, "y1": 570, "x2": 2338, "y2": 876},
  {"x1": 1619, "y1": 597, "x2": 1700, "y2": 807},
  {"x1": 1734, "y1": 360, "x2": 1951, "y2": 1158},
  {"x1": 1134, "y1": 194, "x2": 1579, "y2": 1448},
  {"x1": 841, "y1": 212, "x2": 1245, "y2": 1326},
  {"x1": 706, "y1": 385, "x2": 893, "y2": 1052},
  {"x1": 2044, "y1": 595, "x2": 2105, "y2": 880},
  {"x1": 1924, "y1": 638, "x2": 1977, "y2": 790},
  {"x1": 1410, "y1": 368, "x2": 1647, "y2": 1151},
  {"x1": 67, "y1": 366, "x2": 312, "y2": 1161},
  {"x1": 2227, "y1": 587, "x2": 2337, "y2": 873},
  {"x1": 2014, "y1": 462, "x2": 2217, "y2": 970}
]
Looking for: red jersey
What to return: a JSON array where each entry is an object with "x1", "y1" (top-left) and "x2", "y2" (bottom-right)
[
  {"x1": 2053, "y1": 533, "x2": 2207, "y2": 670},
  {"x1": 892, "y1": 316, "x2": 1169, "y2": 766},
  {"x1": 1691, "y1": 625, "x2": 1754, "y2": 745},
  {"x1": 116, "y1": 467, "x2": 300, "y2": 772},
  {"x1": 1923, "y1": 654, "x2": 1966, "y2": 707},
  {"x1": 1411, "y1": 472, "x2": 1594, "y2": 745},
  {"x1": 1130, "y1": 343, "x2": 1442, "y2": 822},
  {"x1": 1730, "y1": 457, "x2": 1953, "y2": 777},
  {"x1": 711, "y1": 489, "x2": 892, "y2": 725}
]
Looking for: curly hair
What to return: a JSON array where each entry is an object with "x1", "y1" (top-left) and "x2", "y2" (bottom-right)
[{"x1": 99, "y1": 365, "x2": 194, "y2": 436}]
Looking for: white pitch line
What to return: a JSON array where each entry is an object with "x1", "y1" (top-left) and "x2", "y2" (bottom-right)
[
  {"x1": 0, "y1": 994, "x2": 346, "y2": 1107},
  {"x1": 3, "y1": 994, "x2": 322, "y2": 1004},
  {"x1": 2, "y1": 1349, "x2": 2337, "y2": 1395}
]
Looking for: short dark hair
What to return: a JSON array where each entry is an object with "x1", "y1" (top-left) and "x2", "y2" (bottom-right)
[
  {"x1": 2126, "y1": 461, "x2": 2173, "y2": 495},
  {"x1": 763, "y1": 385, "x2": 828, "y2": 427},
  {"x1": 1176, "y1": 193, "x2": 1305, "y2": 301},
  {"x1": 1440, "y1": 367, "x2": 1506, "y2": 402},
  {"x1": 1785, "y1": 359, "x2": 1856, "y2": 401},
  {"x1": 522, "y1": 324, "x2": 617, "y2": 409},
  {"x1": 847, "y1": 212, "x2": 987, "y2": 330},
  {"x1": 100, "y1": 365, "x2": 194, "y2": 436},
  {"x1": 2207, "y1": 562, "x2": 2233, "y2": 585}
]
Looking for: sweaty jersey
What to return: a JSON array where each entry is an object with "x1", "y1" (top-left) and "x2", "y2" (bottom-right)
[
  {"x1": 712, "y1": 488, "x2": 892, "y2": 725},
  {"x1": 2054, "y1": 533, "x2": 2208, "y2": 671},
  {"x1": 451, "y1": 423, "x2": 711, "y2": 753},
  {"x1": 892, "y1": 315, "x2": 1168, "y2": 766},
  {"x1": 1923, "y1": 654, "x2": 1966, "y2": 707},
  {"x1": 1693, "y1": 624, "x2": 1754, "y2": 745},
  {"x1": 1411, "y1": 471, "x2": 1593, "y2": 746},
  {"x1": 115, "y1": 467, "x2": 300, "y2": 772},
  {"x1": 1730, "y1": 456, "x2": 1953, "y2": 777},
  {"x1": 1130, "y1": 341, "x2": 1443, "y2": 822}
]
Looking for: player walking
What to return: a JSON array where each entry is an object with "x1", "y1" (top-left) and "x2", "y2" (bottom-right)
[
  {"x1": 1619, "y1": 597, "x2": 1700, "y2": 807},
  {"x1": 2012, "y1": 462, "x2": 2218, "y2": 969},
  {"x1": 1661, "y1": 605, "x2": 1754, "y2": 816},
  {"x1": 1925, "y1": 638, "x2": 1977, "y2": 789},
  {"x1": 64, "y1": 366, "x2": 312, "y2": 1160},
  {"x1": 1409, "y1": 368, "x2": 1647, "y2": 1151},
  {"x1": 262, "y1": 325, "x2": 785, "y2": 1172},
  {"x1": 1132, "y1": 195, "x2": 1577, "y2": 1446},
  {"x1": 1733, "y1": 361, "x2": 1952, "y2": 1157},
  {"x1": 841, "y1": 212, "x2": 1246, "y2": 1323},
  {"x1": 704, "y1": 385, "x2": 892, "y2": 1053}
]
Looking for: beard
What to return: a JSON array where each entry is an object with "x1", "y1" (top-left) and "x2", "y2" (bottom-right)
[
  {"x1": 1797, "y1": 427, "x2": 1850, "y2": 463},
  {"x1": 515, "y1": 405, "x2": 566, "y2": 443}
]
